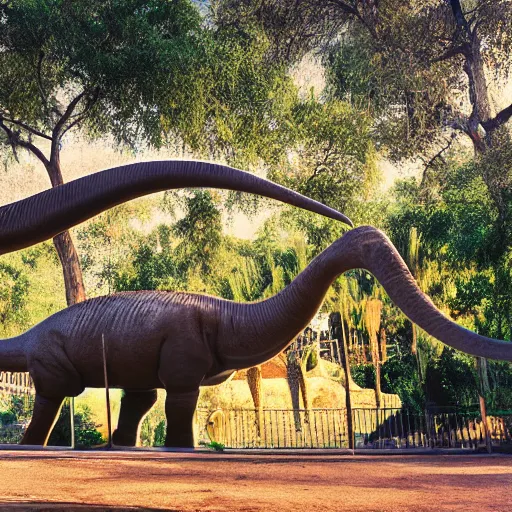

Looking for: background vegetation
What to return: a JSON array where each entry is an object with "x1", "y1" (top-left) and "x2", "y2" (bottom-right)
[{"x1": 1, "y1": 0, "x2": 512, "y2": 417}]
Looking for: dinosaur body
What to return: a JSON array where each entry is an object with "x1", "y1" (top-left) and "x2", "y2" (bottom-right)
[
  {"x1": 2, "y1": 226, "x2": 512, "y2": 447},
  {"x1": 0, "y1": 158, "x2": 354, "y2": 447}
]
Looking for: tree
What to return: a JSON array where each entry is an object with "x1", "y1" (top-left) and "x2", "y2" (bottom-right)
[
  {"x1": 324, "y1": 0, "x2": 512, "y2": 243},
  {"x1": 48, "y1": 402, "x2": 104, "y2": 448},
  {"x1": 173, "y1": 190, "x2": 223, "y2": 276},
  {"x1": 272, "y1": 97, "x2": 379, "y2": 251},
  {"x1": 218, "y1": 0, "x2": 512, "y2": 250},
  {"x1": 385, "y1": 163, "x2": 512, "y2": 411},
  {"x1": 168, "y1": 21, "x2": 299, "y2": 169},
  {"x1": 0, "y1": 0, "x2": 203, "y2": 305},
  {"x1": 221, "y1": 0, "x2": 512, "y2": 415},
  {"x1": 0, "y1": 261, "x2": 29, "y2": 334}
]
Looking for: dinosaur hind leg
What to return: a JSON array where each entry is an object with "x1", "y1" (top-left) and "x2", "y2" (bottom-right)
[
  {"x1": 112, "y1": 389, "x2": 158, "y2": 447},
  {"x1": 158, "y1": 336, "x2": 211, "y2": 449},
  {"x1": 20, "y1": 394, "x2": 64, "y2": 446},
  {"x1": 163, "y1": 389, "x2": 200, "y2": 448}
]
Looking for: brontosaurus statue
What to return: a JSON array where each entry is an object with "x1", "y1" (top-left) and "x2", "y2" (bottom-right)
[
  {"x1": 0, "y1": 158, "x2": 352, "y2": 445},
  {"x1": 1, "y1": 226, "x2": 511, "y2": 447},
  {"x1": 0, "y1": 159, "x2": 352, "y2": 255}
]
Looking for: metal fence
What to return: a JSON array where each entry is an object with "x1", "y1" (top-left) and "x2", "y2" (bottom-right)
[
  {"x1": 2, "y1": 398, "x2": 512, "y2": 451},
  {"x1": 353, "y1": 408, "x2": 512, "y2": 450},
  {"x1": 197, "y1": 408, "x2": 348, "y2": 449},
  {"x1": 199, "y1": 407, "x2": 512, "y2": 451}
]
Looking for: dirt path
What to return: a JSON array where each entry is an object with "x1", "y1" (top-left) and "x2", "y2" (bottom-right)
[{"x1": 0, "y1": 450, "x2": 510, "y2": 511}]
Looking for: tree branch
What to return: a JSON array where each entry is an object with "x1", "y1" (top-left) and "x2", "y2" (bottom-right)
[
  {"x1": 0, "y1": 115, "x2": 52, "y2": 140},
  {"x1": 36, "y1": 52, "x2": 49, "y2": 112},
  {"x1": 327, "y1": 0, "x2": 379, "y2": 39},
  {"x1": 419, "y1": 134, "x2": 457, "y2": 188},
  {"x1": 55, "y1": 87, "x2": 100, "y2": 139},
  {"x1": 0, "y1": 119, "x2": 50, "y2": 167},
  {"x1": 449, "y1": 0, "x2": 472, "y2": 40},
  {"x1": 67, "y1": 87, "x2": 100, "y2": 121},
  {"x1": 61, "y1": 114, "x2": 88, "y2": 137},
  {"x1": 53, "y1": 91, "x2": 87, "y2": 138},
  {"x1": 429, "y1": 43, "x2": 470, "y2": 64},
  {"x1": 481, "y1": 103, "x2": 512, "y2": 133},
  {"x1": 306, "y1": 140, "x2": 335, "y2": 184},
  {"x1": 327, "y1": 0, "x2": 359, "y2": 17}
]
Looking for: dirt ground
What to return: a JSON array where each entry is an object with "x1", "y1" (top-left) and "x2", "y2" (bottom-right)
[{"x1": 0, "y1": 450, "x2": 511, "y2": 512}]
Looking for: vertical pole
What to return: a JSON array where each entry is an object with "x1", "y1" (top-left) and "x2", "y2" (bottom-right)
[
  {"x1": 70, "y1": 396, "x2": 75, "y2": 449},
  {"x1": 330, "y1": 312, "x2": 354, "y2": 450},
  {"x1": 477, "y1": 356, "x2": 492, "y2": 454},
  {"x1": 102, "y1": 334, "x2": 113, "y2": 448},
  {"x1": 479, "y1": 395, "x2": 492, "y2": 453}
]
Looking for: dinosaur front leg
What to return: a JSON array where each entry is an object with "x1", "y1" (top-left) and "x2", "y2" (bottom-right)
[
  {"x1": 112, "y1": 389, "x2": 158, "y2": 447},
  {"x1": 157, "y1": 333, "x2": 212, "y2": 448},
  {"x1": 164, "y1": 389, "x2": 200, "y2": 448},
  {"x1": 20, "y1": 394, "x2": 64, "y2": 446}
]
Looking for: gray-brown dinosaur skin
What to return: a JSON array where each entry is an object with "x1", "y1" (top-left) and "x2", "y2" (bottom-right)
[
  {"x1": 2, "y1": 226, "x2": 512, "y2": 447},
  {"x1": 0, "y1": 159, "x2": 352, "y2": 256},
  {"x1": 0, "y1": 158, "x2": 352, "y2": 447}
]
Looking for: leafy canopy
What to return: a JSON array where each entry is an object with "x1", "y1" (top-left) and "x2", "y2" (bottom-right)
[{"x1": 0, "y1": 0, "x2": 203, "y2": 148}]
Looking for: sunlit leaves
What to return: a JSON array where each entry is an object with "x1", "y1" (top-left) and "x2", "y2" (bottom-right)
[
  {"x1": 0, "y1": 262, "x2": 29, "y2": 332},
  {"x1": 0, "y1": 0, "x2": 202, "y2": 147}
]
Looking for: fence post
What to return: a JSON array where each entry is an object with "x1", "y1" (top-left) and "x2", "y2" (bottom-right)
[
  {"x1": 477, "y1": 357, "x2": 492, "y2": 454},
  {"x1": 330, "y1": 312, "x2": 354, "y2": 450},
  {"x1": 70, "y1": 396, "x2": 75, "y2": 449},
  {"x1": 102, "y1": 334, "x2": 112, "y2": 448}
]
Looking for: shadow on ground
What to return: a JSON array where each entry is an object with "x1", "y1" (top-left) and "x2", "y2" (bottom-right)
[{"x1": 0, "y1": 504, "x2": 173, "y2": 512}]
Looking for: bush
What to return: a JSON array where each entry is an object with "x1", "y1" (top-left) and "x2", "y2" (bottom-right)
[
  {"x1": 154, "y1": 420, "x2": 166, "y2": 447},
  {"x1": 48, "y1": 403, "x2": 104, "y2": 448},
  {"x1": 0, "y1": 410, "x2": 16, "y2": 426}
]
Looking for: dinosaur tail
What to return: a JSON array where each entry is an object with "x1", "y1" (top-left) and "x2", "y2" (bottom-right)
[
  {"x1": 0, "y1": 159, "x2": 353, "y2": 255},
  {"x1": 0, "y1": 335, "x2": 28, "y2": 372}
]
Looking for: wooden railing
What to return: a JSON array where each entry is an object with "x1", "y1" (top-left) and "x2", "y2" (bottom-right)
[{"x1": 0, "y1": 372, "x2": 34, "y2": 394}]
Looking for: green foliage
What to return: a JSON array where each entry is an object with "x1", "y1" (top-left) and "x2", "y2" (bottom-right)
[
  {"x1": 271, "y1": 97, "x2": 379, "y2": 235},
  {"x1": 0, "y1": 395, "x2": 103, "y2": 447},
  {"x1": 0, "y1": 261, "x2": 29, "y2": 333},
  {"x1": 305, "y1": 349, "x2": 318, "y2": 372},
  {"x1": 0, "y1": 244, "x2": 65, "y2": 337},
  {"x1": 199, "y1": 440, "x2": 225, "y2": 451},
  {"x1": 154, "y1": 420, "x2": 167, "y2": 447},
  {"x1": 425, "y1": 349, "x2": 479, "y2": 408},
  {"x1": 0, "y1": 409, "x2": 16, "y2": 426},
  {"x1": 387, "y1": 160, "x2": 512, "y2": 342},
  {"x1": 171, "y1": 23, "x2": 298, "y2": 167},
  {"x1": 381, "y1": 355, "x2": 424, "y2": 413},
  {"x1": 139, "y1": 395, "x2": 166, "y2": 447},
  {"x1": 0, "y1": 395, "x2": 32, "y2": 424},
  {"x1": 48, "y1": 403, "x2": 104, "y2": 448},
  {"x1": 114, "y1": 241, "x2": 178, "y2": 292},
  {"x1": 173, "y1": 191, "x2": 223, "y2": 276},
  {"x1": 0, "y1": 0, "x2": 203, "y2": 148},
  {"x1": 351, "y1": 363, "x2": 375, "y2": 390}
]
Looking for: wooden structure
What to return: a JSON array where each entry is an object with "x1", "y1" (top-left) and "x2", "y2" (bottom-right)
[{"x1": 0, "y1": 372, "x2": 34, "y2": 395}]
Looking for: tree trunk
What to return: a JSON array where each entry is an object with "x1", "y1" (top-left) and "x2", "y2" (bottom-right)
[
  {"x1": 45, "y1": 154, "x2": 86, "y2": 306},
  {"x1": 330, "y1": 312, "x2": 354, "y2": 449},
  {"x1": 371, "y1": 332, "x2": 382, "y2": 409},
  {"x1": 285, "y1": 350, "x2": 304, "y2": 432},
  {"x1": 246, "y1": 366, "x2": 263, "y2": 441},
  {"x1": 298, "y1": 356, "x2": 309, "y2": 424},
  {"x1": 53, "y1": 231, "x2": 86, "y2": 305}
]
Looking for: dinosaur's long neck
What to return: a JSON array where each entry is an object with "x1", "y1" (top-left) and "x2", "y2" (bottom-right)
[
  {"x1": 0, "y1": 160, "x2": 351, "y2": 255},
  {"x1": 219, "y1": 244, "x2": 343, "y2": 368},
  {"x1": 220, "y1": 226, "x2": 512, "y2": 368},
  {"x1": 0, "y1": 335, "x2": 28, "y2": 372}
]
